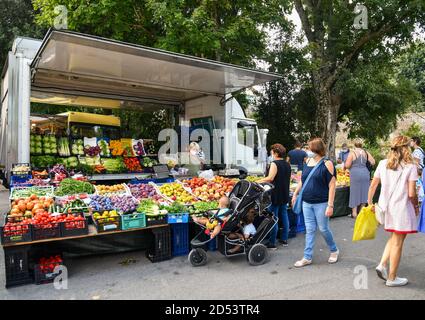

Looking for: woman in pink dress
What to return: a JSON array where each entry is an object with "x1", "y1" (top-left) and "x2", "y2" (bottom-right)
[{"x1": 368, "y1": 136, "x2": 419, "y2": 287}]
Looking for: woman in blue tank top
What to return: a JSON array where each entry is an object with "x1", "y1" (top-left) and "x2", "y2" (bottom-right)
[{"x1": 291, "y1": 138, "x2": 339, "y2": 267}]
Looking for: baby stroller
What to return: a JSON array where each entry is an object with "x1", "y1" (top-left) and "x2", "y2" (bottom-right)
[{"x1": 189, "y1": 180, "x2": 278, "y2": 266}]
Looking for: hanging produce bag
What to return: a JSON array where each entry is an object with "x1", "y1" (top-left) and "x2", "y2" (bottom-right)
[
  {"x1": 84, "y1": 137, "x2": 97, "y2": 147},
  {"x1": 352, "y1": 206, "x2": 378, "y2": 242},
  {"x1": 132, "y1": 139, "x2": 146, "y2": 157},
  {"x1": 418, "y1": 203, "x2": 425, "y2": 233}
]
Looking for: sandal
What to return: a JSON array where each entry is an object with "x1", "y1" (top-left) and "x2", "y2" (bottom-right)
[
  {"x1": 294, "y1": 258, "x2": 312, "y2": 268},
  {"x1": 328, "y1": 250, "x2": 339, "y2": 264}
]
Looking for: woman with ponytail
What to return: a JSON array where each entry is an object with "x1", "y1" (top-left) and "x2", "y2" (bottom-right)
[{"x1": 368, "y1": 136, "x2": 419, "y2": 287}]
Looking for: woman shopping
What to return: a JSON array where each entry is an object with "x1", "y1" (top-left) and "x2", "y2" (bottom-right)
[
  {"x1": 345, "y1": 140, "x2": 375, "y2": 218},
  {"x1": 291, "y1": 138, "x2": 339, "y2": 267},
  {"x1": 257, "y1": 144, "x2": 291, "y2": 249},
  {"x1": 184, "y1": 142, "x2": 205, "y2": 176},
  {"x1": 368, "y1": 136, "x2": 419, "y2": 287}
]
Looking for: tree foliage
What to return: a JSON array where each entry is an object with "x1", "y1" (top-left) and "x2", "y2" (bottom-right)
[
  {"x1": 33, "y1": 0, "x2": 291, "y2": 67},
  {"x1": 338, "y1": 59, "x2": 420, "y2": 145},
  {"x1": 0, "y1": 0, "x2": 46, "y2": 72},
  {"x1": 398, "y1": 42, "x2": 425, "y2": 111},
  {"x1": 401, "y1": 123, "x2": 425, "y2": 146},
  {"x1": 290, "y1": 0, "x2": 425, "y2": 156},
  {"x1": 255, "y1": 0, "x2": 425, "y2": 157}
]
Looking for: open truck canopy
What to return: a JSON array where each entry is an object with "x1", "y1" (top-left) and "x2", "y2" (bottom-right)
[{"x1": 30, "y1": 29, "x2": 281, "y2": 104}]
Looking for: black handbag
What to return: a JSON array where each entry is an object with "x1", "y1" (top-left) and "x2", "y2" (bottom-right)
[{"x1": 365, "y1": 150, "x2": 373, "y2": 173}]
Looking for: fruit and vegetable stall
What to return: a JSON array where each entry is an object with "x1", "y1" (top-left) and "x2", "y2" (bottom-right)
[
  {"x1": 1, "y1": 164, "x2": 240, "y2": 288},
  {"x1": 2, "y1": 161, "x2": 359, "y2": 288}
]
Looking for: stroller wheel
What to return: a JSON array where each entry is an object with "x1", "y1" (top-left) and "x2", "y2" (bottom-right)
[
  {"x1": 247, "y1": 244, "x2": 268, "y2": 266},
  {"x1": 188, "y1": 248, "x2": 208, "y2": 267}
]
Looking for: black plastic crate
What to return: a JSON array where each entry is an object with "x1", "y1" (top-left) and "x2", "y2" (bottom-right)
[
  {"x1": 4, "y1": 247, "x2": 33, "y2": 288},
  {"x1": 34, "y1": 255, "x2": 64, "y2": 285},
  {"x1": 60, "y1": 214, "x2": 89, "y2": 237},
  {"x1": 146, "y1": 226, "x2": 171, "y2": 263},
  {"x1": 0, "y1": 218, "x2": 32, "y2": 245},
  {"x1": 31, "y1": 222, "x2": 61, "y2": 241},
  {"x1": 145, "y1": 214, "x2": 168, "y2": 227}
]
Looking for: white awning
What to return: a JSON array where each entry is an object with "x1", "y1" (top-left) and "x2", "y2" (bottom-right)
[{"x1": 31, "y1": 29, "x2": 281, "y2": 104}]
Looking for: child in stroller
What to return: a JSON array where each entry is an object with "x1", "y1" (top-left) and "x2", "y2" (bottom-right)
[
  {"x1": 189, "y1": 180, "x2": 278, "y2": 266},
  {"x1": 227, "y1": 207, "x2": 257, "y2": 253},
  {"x1": 192, "y1": 196, "x2": 231, "y2": 239}
]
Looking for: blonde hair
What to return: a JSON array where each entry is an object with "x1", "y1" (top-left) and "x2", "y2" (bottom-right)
[
  {"x1": 386, "y1": 136, "x2": 413, "y2": 170},
  {"x1": 189, "y1": 142, "x2": 200, "y2": 152}
]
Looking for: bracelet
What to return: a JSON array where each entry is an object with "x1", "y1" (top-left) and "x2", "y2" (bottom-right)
[{"x1": 327, "y1": 204, "x2": 334, "y2": 208}]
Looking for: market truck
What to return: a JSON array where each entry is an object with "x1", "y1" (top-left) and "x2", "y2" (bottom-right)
[{"x1": 0, "y1": 29, "x2": 280, "y2": 182}]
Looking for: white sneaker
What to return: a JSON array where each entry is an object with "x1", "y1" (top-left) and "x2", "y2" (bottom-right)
[
  {"x1": 386, "y1": 277, "x2": 408, "y2": 287},
  {"x1": 375, "y1": 265, "x2": 388, "y2": 281}
]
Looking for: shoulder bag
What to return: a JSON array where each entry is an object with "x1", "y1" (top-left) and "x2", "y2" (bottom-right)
[
  {"x1": 364, "y1": 150, "x2": 374, "y2": 173},
  {"x1": 292, "y1": 159, "x2": 325, "y2": 215},
  {"x1": 374, "y1": 165, "x2": 404, "y2": 225}
]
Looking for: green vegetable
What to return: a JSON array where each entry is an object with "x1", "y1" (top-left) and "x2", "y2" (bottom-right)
[
  {"x1": 160, "y1": 202, "x2": 187, "y2": 214},
  {"x1": 54, "y1": 178, "x2": 95, "y2": 196},
  {"x1": 102, "y1": 157, "x2": 126, "y2": 173},
  {"x1": 189, "y1": 201, "x2": 218, "y2": 214},
  {"x1": 58, "y1": 137, "x2": 71, "y2": 156},
  {"x1": 137, "y1": 199, "x2": 162, "y2": 215},
  {"x1": 75, "y1": 163, "x2": 95, "y2": 175},
  {"x1": 31, "y1": 155, "x2": 58, "y2": 168}
]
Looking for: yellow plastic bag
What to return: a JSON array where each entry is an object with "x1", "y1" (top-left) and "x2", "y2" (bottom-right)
[{"x1": 352, "y1": 206, "x2": 379, "y2": 242}]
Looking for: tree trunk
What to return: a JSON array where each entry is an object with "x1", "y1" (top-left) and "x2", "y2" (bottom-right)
[{"x1": 314, "y1": 84, "x2": 340, "y2": 161}]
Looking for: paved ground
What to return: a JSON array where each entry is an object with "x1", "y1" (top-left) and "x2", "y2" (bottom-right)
[{"x1": 0, "y1": 190, "x2": 424, "y2": 300}]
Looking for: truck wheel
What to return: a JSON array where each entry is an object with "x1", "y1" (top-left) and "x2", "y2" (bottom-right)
[
  {"x1": 188, "y1": 248, "x2": 207, "y2": 267},
  {"x1": 247, "y1": 244, "x2": 268, "y2": 266}
]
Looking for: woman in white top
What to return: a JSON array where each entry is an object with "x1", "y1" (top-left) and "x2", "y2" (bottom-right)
[{"x1": 368, "y1": 136, "x2": 419, "y2": 287}]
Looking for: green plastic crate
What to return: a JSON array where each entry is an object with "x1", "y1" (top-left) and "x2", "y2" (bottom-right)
[{"x1": 120, "y1": 212, "x2": 146, "y2": 230}]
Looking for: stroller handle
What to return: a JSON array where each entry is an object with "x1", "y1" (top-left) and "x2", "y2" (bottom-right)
[{"x1": 258, "y1": 182, "x2": 274, "y2": 192}]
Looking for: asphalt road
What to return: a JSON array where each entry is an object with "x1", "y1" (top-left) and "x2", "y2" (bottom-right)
[{"x1": 0, "y1": 190, "x2": 424, "y2": 300}]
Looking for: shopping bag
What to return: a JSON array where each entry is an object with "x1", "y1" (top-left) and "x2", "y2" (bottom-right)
[
  {"x1": 418, "y1": 202, "x2": 425, "y2": 233},
  {"x1": 352, "y1": 206, "x2": 379, "y2": 242},
  {"x1": 199, "y1": 169, "x2": 214, "y2": 180}
]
